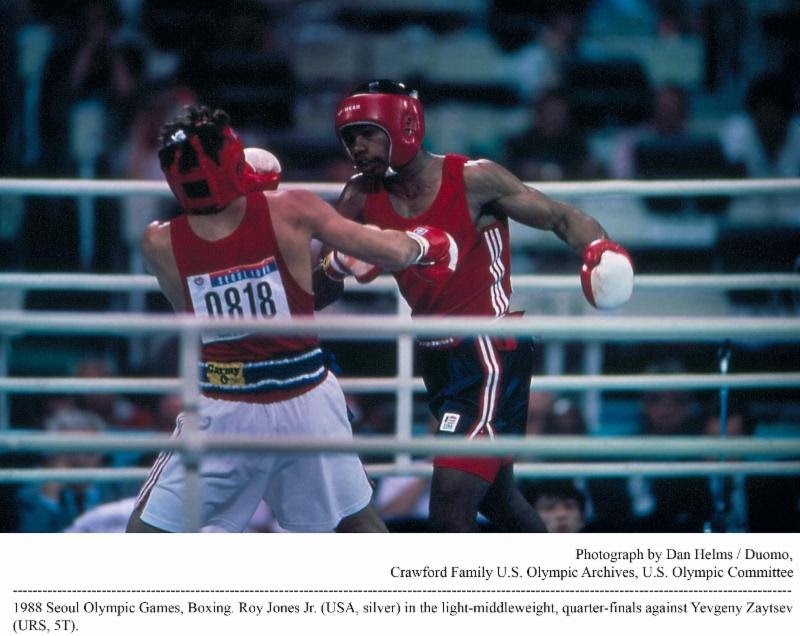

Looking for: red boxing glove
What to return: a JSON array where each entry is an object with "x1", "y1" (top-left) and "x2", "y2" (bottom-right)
[
  {"x1": 322, "y1": 250, "x2": 383, "y2": 283},
  {"x1": 580, "y1": 239, "x2": 634, "y2": 309},
  {"x1": 243, "y1": 147, "x2": 281, "y2": 191},
  {"x1": 406, "y1": 226, "x2": 459, "y2": 283}
]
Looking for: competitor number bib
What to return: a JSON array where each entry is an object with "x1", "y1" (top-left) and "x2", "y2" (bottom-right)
[{"x1": 187, "y1": 257, "x2": 290, "y2": 343}]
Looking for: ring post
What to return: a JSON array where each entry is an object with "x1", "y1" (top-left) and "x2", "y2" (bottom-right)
[
  {"x1": 179, "y1": 324, "x2": 203, "y2": 532},
  {"x1": 395, "y1": 292, "x2": 413, "y2": 469},
  {"x1": 708, "y1": 340, "x2": 733, "y2": 532}
]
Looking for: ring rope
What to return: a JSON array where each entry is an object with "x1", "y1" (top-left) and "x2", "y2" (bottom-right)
[
  {"x1": 1, "y1": 311, "x2": 798, "y2": 341},
  {"x1": 367, "y1": 461, "x2": 800, "y2": 478},
  {"x1": 2, "y1": 433, "x2": 798, "y2": 459},
  {"x1": 2, "y1": 177, "x2": 799, "y2": 199},
  {"x1": 1, "y1": 372, "x2": 799, "y2": 395},
  {"x1": 1, "y1": 461, "x2": 799, "y2": 484},
  {"x1": 1, "y1": 272, "x2": 799, "y2": 292}
]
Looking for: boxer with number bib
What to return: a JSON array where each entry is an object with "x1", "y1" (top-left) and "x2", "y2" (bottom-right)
[
  {"x1": 324, "y1": 80, "x2": 634, "y2": 532},
  {"x1": 127, "y1": 105, "x2": 456, "y2": 533}
]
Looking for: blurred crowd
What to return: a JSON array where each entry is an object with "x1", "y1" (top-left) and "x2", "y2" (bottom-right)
[
  {"x1": 1, "y1": 1, "x2": 798, "y2": 272},
  {"x1": 1, "y1": 1, "x2": 799, "y2": 532}
]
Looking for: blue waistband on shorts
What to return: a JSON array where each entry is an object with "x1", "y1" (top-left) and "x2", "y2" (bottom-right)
[{"x1": 198, "y1": 347, "x2": 327, "y2": 393}]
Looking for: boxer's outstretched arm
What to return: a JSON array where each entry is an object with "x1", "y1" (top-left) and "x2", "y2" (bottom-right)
[
  {"x1": 288, "y1": 189, "x2": 420, "y2": 271},
  {"x1": 465, "y1": 159, "x2": 607, "y2": 253},
  {"x1": 465, "y1": 160, "x2": 633, "y2": 309}
]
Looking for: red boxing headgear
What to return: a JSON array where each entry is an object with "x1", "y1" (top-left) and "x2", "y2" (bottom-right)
[
  {"x1": 162, "y1": 126, "x2": 247, "y2": 212},
  {"x1": 335, "y1": 80, "x2": 425, "y2": 169}
]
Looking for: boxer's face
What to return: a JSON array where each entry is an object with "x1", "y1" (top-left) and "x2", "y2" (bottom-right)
[{"x1": 341, "y1": 124, "x2": 390, "y2": 175}]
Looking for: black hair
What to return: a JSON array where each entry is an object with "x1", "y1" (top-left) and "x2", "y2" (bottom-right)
[
  {"x1": 157, "y1": 105, "x2": 232, "y2": 173},
  {"x1": 521, "y1": 480, "x2": 587, "y2": 511}
]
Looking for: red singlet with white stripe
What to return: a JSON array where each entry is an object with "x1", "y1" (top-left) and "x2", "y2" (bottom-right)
[
  {"x1": 170, "y1": 192, "x2": 320, "y2": 363},
  {"x1": 362, "y1": 154, "x2": 512, "y2": 317}
]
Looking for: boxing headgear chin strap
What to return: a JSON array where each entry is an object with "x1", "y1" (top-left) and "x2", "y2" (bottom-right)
[
  {"x1": 163, "y1": 127, "x2": 247, "y2": 213},
  {"x1": 335, "y1": 90, "x2": 425, "y2": 169}
]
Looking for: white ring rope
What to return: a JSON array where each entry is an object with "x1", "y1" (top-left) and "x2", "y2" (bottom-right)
[
  {"x1": 2, "y1": 177, "x2": 800, "y2": 199},
  {"x1": 1, "y1": 272, "x2": 799, "y2": 292},
  {"x1": 1, "y1": 311, "x2": 798, "y2": 341},
  {"x1": 1, "y1": 461, "x2": 799, "y2": 484},
  {"x1": 1, "y1": 433, "x2": 798, "y2": 459},
  {"x1": 364, "y1": 461, "x2": 800, "y2": 479},
  {"x1": 2, "y1": 372, "x2": 799, "y2": 395}
]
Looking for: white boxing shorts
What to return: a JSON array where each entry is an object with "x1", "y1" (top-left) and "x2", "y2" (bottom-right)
[{"x1": 138, "y1": 373, "x2": 373, "y2": 532}]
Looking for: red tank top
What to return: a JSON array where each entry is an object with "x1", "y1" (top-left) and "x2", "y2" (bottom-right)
[
  {"x1": 363, "y1": 154, "x2": 512, "y2": 317},
  {"x1": 170, "y1": 192, "x2": 320, "y2": 362}
]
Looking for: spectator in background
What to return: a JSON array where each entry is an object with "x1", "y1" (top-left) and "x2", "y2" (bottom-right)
[
  {"x1": 502, "y1": 8, "x2": 587, "y2": 104},
  {"x1": 720, "y1": 71, "x2": 800, "y2": 178},
  {"x1": 66, "y1": 2, "x2": 141, "y2": 110},
  {"x1": 153, "y1": 393, "x2": 182, "y2": 434},
  {"x1": 72, "y1": 356, "x2": 155, "y2": 431},
  {"x1": 543, "y1": 395, "x2": 587, "y2": 436},
  {"x1": 718, "y1": 71, "x2": 800, "y2": 226},
  {"x1": 176, "y1": 2, "x2": 295, "y2": 134},
  {"x1": 526, "y1": 391, "x2": 556, "y2": 436},
  {"x1": 39, "y1": 1, "x2": 145, "y2": 175},
  {"x1": 15, "y1": 408, "x2": 121, "y2": 532},
  {"x1": 641, "y1": 388, "x2": 700, "y2": 437},
  {"x1": 634, "y1": 359, "x2": 711, "y2": 531},
  {"x1": 505, "y1": 88, "x2": 604, "y2": 181},
  {"x1": 585, "y1": 359, "x2": 710, "y2": 532},
  {"x1": 704, "y1": 394, "x2": 800, "y2": 534},
  {"x1": 702, "y1": 395, "x2": 754, "y2": 438},
  {"x1": 528, "y1": 395, "x2": 599, "y2": 529},
  {"x1": 609, "y1": 84, "x2": 689, "y2": 179},
  {"x1": 21, "y1": 1, "x2": 147, "y2": 276},
  {"x1": 520, "y1": 480, "x2": 587, "y2": 533}
]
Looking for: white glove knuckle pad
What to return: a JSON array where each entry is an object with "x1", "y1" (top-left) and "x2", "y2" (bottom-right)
[
  {"x1": 407, "y1": 232, "x2": 430, "y2": 264},
  {"x1": 244, "y1": 147, "x2": 282, "y2": 173},
  {"x1": 447, "y1": 233, "x2": 458, "y2": 271},
  {"x1": 591, "y1": 251, "x2": 634, "y2": 309}
]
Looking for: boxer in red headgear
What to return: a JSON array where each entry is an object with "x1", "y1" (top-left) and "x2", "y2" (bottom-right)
[
  {"x1": 129, "y1": 105, "x2": 457, "y2": 534},
  {"x1": 320, "y1": 80, "x2": 634, "y2": 533},
  {"x1": 335, "y1": 79, "x2": 425, "y2": 170},
  {"x1": 159, "y1": 108, "x2": 280, "y2": 214}
]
